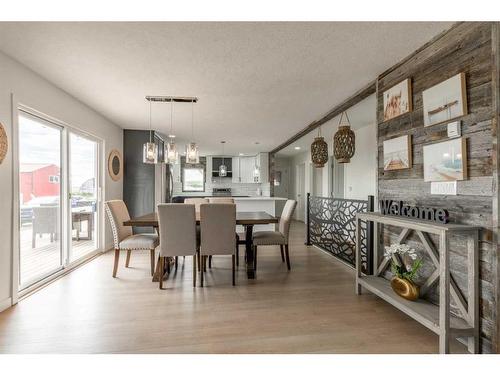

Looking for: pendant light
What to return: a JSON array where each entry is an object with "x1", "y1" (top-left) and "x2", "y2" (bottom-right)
[
  {"x1": 143, "y1": 100, "x2": 158, "y2": 164},
  {"x1": 219, "y1": 141, "x2": 227, "y2": 177},
  {"x1": 165, "y1": 98, "x2": 179, "y2": 165},
  {"x1": 185, "y1": 99, "x2": 200, "y2": 164},
  {"x1": 311, "y1": 126, "x2": 328, "y2": 168},
  {"x1": 333, "y1": 111, "x2": 355, "y2": 163}
]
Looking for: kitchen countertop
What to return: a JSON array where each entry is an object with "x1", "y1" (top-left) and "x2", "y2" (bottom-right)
[{"x1": 233, "y1": 197, "x2": 287, "y2": 201}]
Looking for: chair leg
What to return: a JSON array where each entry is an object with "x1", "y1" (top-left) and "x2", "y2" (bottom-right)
[
  {"x1": 285, "y1": 244, "x2": 291, "y2": 270},
  {"x1": 203, "y1": 255, "x2": 207, "y2": 272},
  {"x1": 175, "y1": 256, "x2": 178, "y2": 270},
  {"x1": 254, "y1": 246, "x2": 258, "y2": 272},
  {"x1": 125, "y1": 250, "x2": 131, "y2": 267},
  {"x1": 232, "y1": 254, "x2": 236, "y2": 286},
  {"x1": 159, "y1": 257, "x2": 164, "y2": 289},
  {"x1": 193, "y1": 255, "x2": 197, "y2": 287},
  {"x1": 112, "y1": 249, "x2": 120, "y2": 278},
  {"x1": 208, "y1": 255, "x2": 212, "y2": 269},
  {"x1": 236, "y1": 246, "x2": 239, "y2": 266},
  {"x1": 150, "y1": 250, "x2": 155, "y2": 276},
  {"x1": 280, "y1": 245, "x2": 285, "y2": 262},
  {"x1": 197, "y1": 250, "x2": 201, "y2": 272},
  {"x1": 200, "y1": 256, "x2": 204, "y2": 287}
]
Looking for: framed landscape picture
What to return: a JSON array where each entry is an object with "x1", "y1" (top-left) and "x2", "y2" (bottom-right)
[
  {"x1": 383, "y1": 135, "x2": 412, "y2": 171},
  {"x1": 423, "y1": 137, "x2": 467, "y2": 182},
  {"x1": 383, "y1": 78, "x2": 412, "y2": 121},
  {"x1": 423, "y1": 72, "x2": 467, "y2": 127}
]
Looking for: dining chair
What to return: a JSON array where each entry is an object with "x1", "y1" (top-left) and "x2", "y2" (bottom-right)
[
  {"x1": 104, "y1": 200, "x2": 159, "y2": 277},
  {"x1": 157, "y1": 203, "x2": 198, "y2": 289},
  {"x1": 184, "y1": 198, "x2": 209, "y2": 211},
  {"x1": 252, "y1": 199, "x2": 297, "y2": 271},
  {"x1": 208, "y1": 197, "x2": 234, "y2": 204},
  {"x1": 199, "y1": 203, "x2": 237, "y2": 286}
]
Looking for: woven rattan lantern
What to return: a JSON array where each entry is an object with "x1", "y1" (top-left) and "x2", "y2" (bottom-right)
[
  {"x1": 333, "y1": 111, "x2": 355, "y2": 163},
  {"x1": 311, "y1": 127, "x2": 328, "y2": 168},
  {"x1": 0, "y1": 123, "x2": 7, "y2": 165}
]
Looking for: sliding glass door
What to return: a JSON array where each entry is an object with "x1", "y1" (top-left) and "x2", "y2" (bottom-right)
[
  {"x1": 18, "y1": 112, "x2": 64, "y2": 288},
  {"x1": 69, "y1": 132, "x2": 99, "y2": 262},
  {"x1": 17, "y1": 111, "x2": 101, "y2": 291}
]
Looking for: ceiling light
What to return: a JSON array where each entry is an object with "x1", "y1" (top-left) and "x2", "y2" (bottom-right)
[
  {"x1": 294, "y1": 146, "x2": 301, "y2": 150},
  {"x1": 165, "y1": 99, "x2": 179, "y2": 165},
  {"x1": 185, "y1": 99, "x2": 200, "y2": 164},
  {"x1": 219, "y1": 141, "x2": 227, "y2": 177},
  {"x1": 239, "y1": 153, "x2": 244, "y2": 156},
  {"x1": 143, "y1": 100, "x2": 158, "y2": 164}
]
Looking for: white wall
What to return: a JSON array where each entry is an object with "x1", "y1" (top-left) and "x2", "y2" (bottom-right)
[
  {"x1": 344, "y1": 123, "x2": 377, "y2": 200},
  {"x1": 0, "y1": 51, "x2": 123, "y2": 310}
]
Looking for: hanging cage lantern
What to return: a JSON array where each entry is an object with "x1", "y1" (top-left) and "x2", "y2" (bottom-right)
[
  {"x1": 333, "y1": 111, "x2": 355, "y2": 163},
  {"x1": 311, "y1": 126, "x2": 328, "y2": 168}
]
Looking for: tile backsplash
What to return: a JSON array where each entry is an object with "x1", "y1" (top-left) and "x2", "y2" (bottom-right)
[{"x1": 173, "y1": 179, "x2": 271, "y2": 197}]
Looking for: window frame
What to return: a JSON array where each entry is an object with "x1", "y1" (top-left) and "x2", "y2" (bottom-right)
[{"x1": 182, "y1": 165, "x2": 206, "y2": 192}]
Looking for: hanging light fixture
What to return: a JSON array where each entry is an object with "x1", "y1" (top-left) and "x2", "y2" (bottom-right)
[
  {"x1": 219, "y1": 141, "x2": 227, "y2": 177},
  {"x1": 143, "y1": 99, "x2": 158, "y2": 164},
  {"x1": 333, "y1": 111, "x2": 355, "y2": 163},
  {"x1": 185, "y1": 99, "x2": 200, "y2": 164},
  {"x1": 165, "y1": 98, "x2": 179, "y2": 165},
  {"x1": 311, "y1": 126, "x2": 328, "y2": 168}
]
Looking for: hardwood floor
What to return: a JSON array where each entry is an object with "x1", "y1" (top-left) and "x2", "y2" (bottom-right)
[{"x1": 0, "y1": 221, "x2": 466, "y2": 354}]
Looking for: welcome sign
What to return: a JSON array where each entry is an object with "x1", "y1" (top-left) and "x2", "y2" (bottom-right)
[{"x1": 379, "y1": 199, "x2": 449, "y2": 224}]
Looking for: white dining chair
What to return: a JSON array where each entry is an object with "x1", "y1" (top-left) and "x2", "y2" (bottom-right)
[
  {"x1": 252, "y1": 199, "x2": 297, "y2": 271},
  {"x1": 199, "y1": 203, "x2": 237, "y2": 286},
  {"x1": 157, "y1": 203, "x2": 198, "y2": 289},
  {"x1": 104, "y1": 200, "x2": 159, "y2": 278}
]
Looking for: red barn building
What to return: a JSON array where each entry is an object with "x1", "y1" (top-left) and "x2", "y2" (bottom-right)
[{"x1": 20, "y1": 164, "x2": 60, "y2": 203}]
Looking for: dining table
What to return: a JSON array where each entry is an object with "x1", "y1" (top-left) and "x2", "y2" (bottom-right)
[{"x1": 123, "y1": 211, "x2": 278, "y2": 280}]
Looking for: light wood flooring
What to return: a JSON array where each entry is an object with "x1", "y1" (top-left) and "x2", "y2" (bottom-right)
[{"x1": 0, "y1": 221, "x2": 466, "y2": 354}]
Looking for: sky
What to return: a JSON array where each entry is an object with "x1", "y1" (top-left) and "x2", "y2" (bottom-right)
[{"x1": 19, "y1": 114, "x2": 96, "y2": 193}]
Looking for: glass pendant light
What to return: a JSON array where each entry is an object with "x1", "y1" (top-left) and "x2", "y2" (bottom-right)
[
  {"x1": 143, "y1": 100, "x2": 158, "y2": 164},
  {"x1": 185, "y1": 99, "x2": 200, "y2": 164},
  {"x1": 165, "y1": 98, "x2": 179, "y2": 165},
  {"x1": 219, "y1": 141, "x2": 227, "y2": 177}
]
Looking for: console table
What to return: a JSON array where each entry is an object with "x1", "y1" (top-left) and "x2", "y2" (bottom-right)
[{"x1": 355, "y1": 212, "x2": 479, "y2": 354}]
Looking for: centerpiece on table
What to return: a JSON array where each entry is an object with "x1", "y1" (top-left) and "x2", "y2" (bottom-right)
[{"x1": 384, "y1": 243, "x2": 422, "y2": 301}]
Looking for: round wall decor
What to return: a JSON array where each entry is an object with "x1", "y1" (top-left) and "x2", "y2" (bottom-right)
[
  {"x1": 0, "y1": 122, "x2": 8, "y2": 165},
  {"x1": 108, "y1": 149, "x2": 123, "y2": 181}
]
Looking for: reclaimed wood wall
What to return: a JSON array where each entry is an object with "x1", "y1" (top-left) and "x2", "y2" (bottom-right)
[{"x1": 377, "y1": 22, "x2": 498, "y2": 352}]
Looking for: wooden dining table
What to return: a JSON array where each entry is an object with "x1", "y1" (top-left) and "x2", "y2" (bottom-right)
[{"x1": 123, "y1": 211, "x2": 278, "y2": 280}]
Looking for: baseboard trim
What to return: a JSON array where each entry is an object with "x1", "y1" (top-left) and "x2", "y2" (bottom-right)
[{"x1": 0, "y1": 297, "x2": 12, "y2": 313}]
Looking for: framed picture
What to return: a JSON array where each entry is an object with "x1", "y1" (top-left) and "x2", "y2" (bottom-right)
[
  {"x1": 423, "y1": 137, "x2": 467, "y2": 182},
  {"x1": 383, "y1": 78, "x2": 412, "y2": 121},
  {"x1": 383, "y1": 135, "x2": 412, "y2": 171},
  {"x1": 423, "y1": 72, "x2": 467, "y2": 127}
]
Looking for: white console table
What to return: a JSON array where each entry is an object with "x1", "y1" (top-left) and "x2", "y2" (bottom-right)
[{"x1": 355, "y1": 212, "x2": 480, "y2": 354}]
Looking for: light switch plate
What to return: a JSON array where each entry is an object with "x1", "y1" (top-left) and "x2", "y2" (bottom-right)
[
  {"x1": 447, "y1": 121, "x2": 461, "y2": 138},
  {"x1": 431, "y1": 181, "x2": 457, "y2": 195}
]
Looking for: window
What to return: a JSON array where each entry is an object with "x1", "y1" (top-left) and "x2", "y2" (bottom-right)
[
  {"x1": 182, "y1": 167, "x2": 205, "y2": 192},
  {"x1": 49, "y1": 175, "x2": 60, "y2": 184}
]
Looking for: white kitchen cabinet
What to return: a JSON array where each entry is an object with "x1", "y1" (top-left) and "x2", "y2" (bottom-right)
[
  {"x1": 231, "y1": 157, "x2": 241, "y2": 183},
  {"x1": 255, "y1": 152, "x2": 269, "y2": 183},
  {"x1": 240, "y1": 156, "x2": 256, "y2": 183}
]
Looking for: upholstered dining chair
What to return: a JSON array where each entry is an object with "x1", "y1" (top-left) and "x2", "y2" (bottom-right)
[
  {"x1": 104, "y1": 200, "x2": 159, "y2": 278},
  {"x1": 208, "y1": 197, "x2": 234, "y2": 204},
  {"x1": 184, "y1": 198, "x2": 209, "y2": 211},
  {"x1": 157, "y1": 203, "x2": 198, "y2": 289},
  {"x1": 252, "y1": 199, "x2": 297, "y2": 271},
  {"x1": 199, "y1": 203, "x2": 237, "y2": 286}
]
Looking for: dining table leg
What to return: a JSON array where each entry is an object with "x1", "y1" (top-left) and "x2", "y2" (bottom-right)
[{"x1": 245, "y1": 224, "x2": 255, "y2": 279}]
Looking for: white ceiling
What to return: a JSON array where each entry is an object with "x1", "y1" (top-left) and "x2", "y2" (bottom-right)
[
  {"x1": 0, "y1": 22, "x2": 452, "y2": 155},
  {"x1": 277, "y1": 93, "x2": 376, "y2": 157}
]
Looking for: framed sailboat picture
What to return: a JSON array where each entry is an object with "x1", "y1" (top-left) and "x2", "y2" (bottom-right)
[
  {"x1": 423, "y1": 72, "x2": 467, "y2": 127},
  {"x1": 383, "y1": 135, "x2": 412, "y2": 171},
  {"x1": 423, "y1": 137, "x2": 467, "y2": 182}
]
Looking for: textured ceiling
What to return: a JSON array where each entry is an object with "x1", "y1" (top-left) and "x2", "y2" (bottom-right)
[{"x1": 0, "y1": 22, "x2": 452, "y2": 155}]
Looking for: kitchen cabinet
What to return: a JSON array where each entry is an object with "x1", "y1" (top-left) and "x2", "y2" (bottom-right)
[{"x1": 230, "y1": 153, "x2": 269, "y2": 183}]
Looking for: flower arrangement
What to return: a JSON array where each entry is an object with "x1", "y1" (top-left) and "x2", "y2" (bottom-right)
[{"x1": 384, "y1": 243, "x2": 422, "y2": 281}]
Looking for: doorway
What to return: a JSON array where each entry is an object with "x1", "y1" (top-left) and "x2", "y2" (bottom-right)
[
  {"x1": 17, "y1": 110, "x2": 102, "y2": 291},
  {"x1": 296, "y1": 162, "x2": 306, "y2": 222}
]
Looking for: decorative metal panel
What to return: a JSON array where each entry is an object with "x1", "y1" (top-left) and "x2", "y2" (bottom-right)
[{"x1": 308, "y1": 196, "x2": 371, "y2": 273}]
